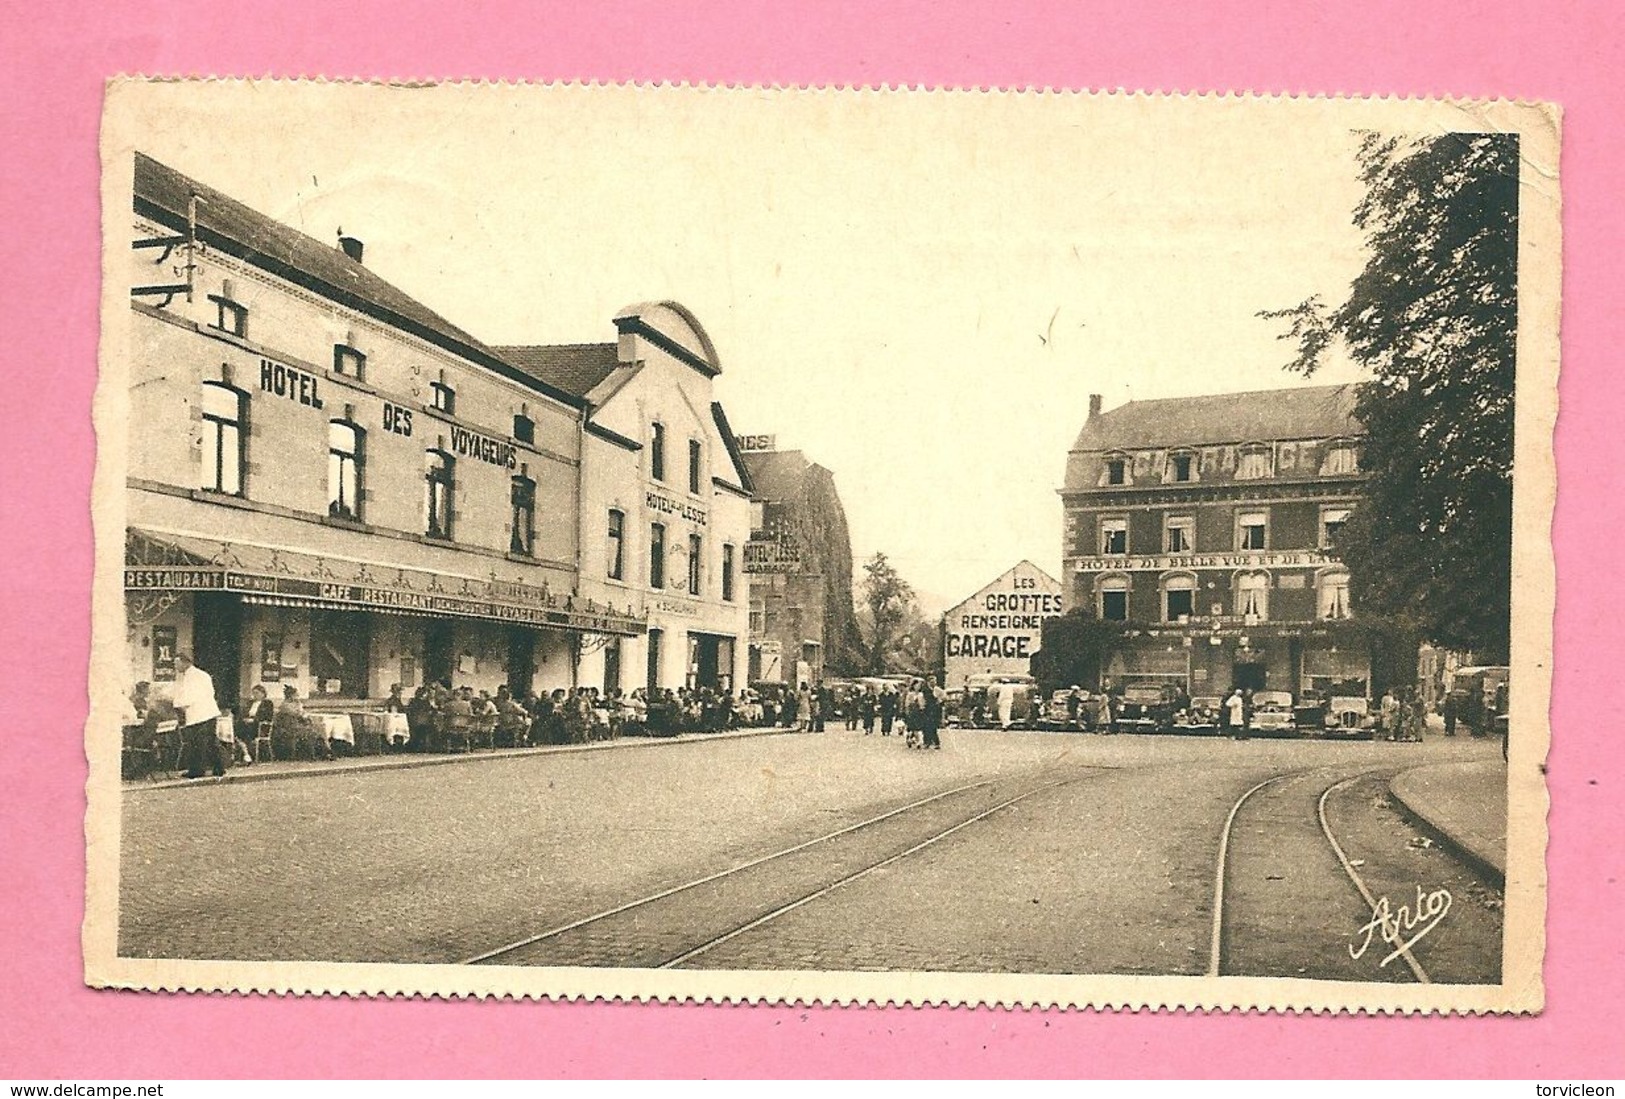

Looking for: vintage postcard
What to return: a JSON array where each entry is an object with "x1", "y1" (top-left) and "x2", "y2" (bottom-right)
[{"x1": 87, "y1": 81, "x2": 1557, "y2": 1011}]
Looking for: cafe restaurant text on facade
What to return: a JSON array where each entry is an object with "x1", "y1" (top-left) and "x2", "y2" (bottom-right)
[
  {"x1": 121, "y1": 153, "x2": 733, "y2": 711},
  {"x1": 1061, "y1": 386, "x2": 1376, "y2": 700}
]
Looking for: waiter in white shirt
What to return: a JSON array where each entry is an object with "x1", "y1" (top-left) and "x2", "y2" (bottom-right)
[{"x1": 172, "y1": 651, "x2": 224, "y2": 779}]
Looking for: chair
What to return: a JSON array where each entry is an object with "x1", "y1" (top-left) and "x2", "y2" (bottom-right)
[
  {"x1": 445, "y1": 710, "x2": 473, "y2": 753},
  {"x1": 254, "y1": 720, "x2": 274, "y2": 763},
  {"x1": 474, "y1": 710, "x2": 499, "y2": 750}
]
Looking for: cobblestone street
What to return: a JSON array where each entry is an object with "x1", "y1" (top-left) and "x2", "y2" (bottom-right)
[{"x1": 120, "y1": 728, "x2": 1505, "y2": 978}]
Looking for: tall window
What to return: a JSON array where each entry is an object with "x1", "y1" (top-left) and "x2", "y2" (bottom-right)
[
  {"x1": 430, "y1": 381, "x2": 456, "y2": 415},
  {"x1": 1162, "y1": 574, "x2": 1196, "y2": 622},
  {"x1": 1322, "y1": 442, "x2": 1359, "y2": 476},
  {"x1": 1235, "y1": 572, "x2": 1270, "y2": 621},
  {"x1": 649, "y1": 522, "x2": 666, "y2": 588},
  {"x1": 209, "y1": 294, "x2": 247, "y2": 337},
  {"x1": 722, "y1": 543, "x2": 736, "y2": 602},
  {"x1": 1100, "y1": 518, "x2": 1128, "y2": 555},
  {"x1": 1236, "y1": 445, "x2": 1273, "y2": 480},
  {"x1": 603, "y1": 639, "x2": 622, "y2": 694},
  {"x1": 512, "y1": 413, "x2": 534, "y2": 445},
  {"x1": 1236, "y1": 511, "x2": 1268, "y2": 551},
  {"x1": 650, "y1": 422, "x2": 666, "y2": 481},
  {"x1": 1318, "y1": 571, "x2": 1352, "y2": 620},
  {"x1": 200, "y1": 383, "x2": 244, "y2": 495},
  {"x1": 1164, "y1": 516, "x2": 1194, "y2": 554},
  {"x1": 689, "y1": 439, "x2": 703, "y2": 493},
  {"x1": 1320, "y1": 506, "x2": 1351, "y2": 550},
  {"x1": 1105, "y1": 456, "x2": 1129, "y2": 486},
  {"x1": 1167, "y1": 452, "x2": 1196, "y2": 483},
  {"x1": 426, "y1": 450, "x2": 454, "y2": 539},
  {"x1": 327, "y1": 420, "x2": 362, "y2": 519},
  {"x1": 688, "y1": 533, "x2": 703, "y2": 595},
  {"x1": 510, "y1": 475, "x2": 536, "y2": 556},
  {"x1": 607, "y1": 509, "x2": 625, "y2": 580},
  {"x1": 1099, "y1": 576, "x2": 1130, "y2": 622},
  {"x1": 332, "y1": 344, "x2": 366, "y2": 380}
]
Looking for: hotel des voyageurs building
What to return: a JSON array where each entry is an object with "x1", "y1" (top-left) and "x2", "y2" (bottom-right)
[
  {"x1": 122, "y1": 152, "x2": 751, "y2": 715},
  {"x1": 1061, "y1": 387, "x2": 1382, "y2": 703}
]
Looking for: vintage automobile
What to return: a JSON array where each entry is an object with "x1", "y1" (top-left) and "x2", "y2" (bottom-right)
[
  {"x1": 1322, "y1": 694, "x2": 1377, "y2": 739},
  {"x1": 1113, "y1": 682, "x2": 1173, "y2": 734},
  {"x1": 1040, "y1": 689, "x2": 1086, "y2": 731},
  {"x1": 1249, "y1": 690, "x2": 1298, "y2": 736},
  {"x1": 961, "y1": 673, "x2": 1039, "y2": 729},
  {"x1": 1172, "y1": 695, "x2": 1224, "y2": 736},
  {"x1": 1292, "y1": 688, "x2": 1329, "y2": 733}
]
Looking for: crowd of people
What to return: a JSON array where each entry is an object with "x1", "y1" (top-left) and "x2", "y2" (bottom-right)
[{"x1": 122, "y1": 652, "x2": 881, "y2": 780}]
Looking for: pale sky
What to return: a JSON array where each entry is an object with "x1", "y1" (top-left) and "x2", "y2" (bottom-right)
[{"x1": 112, "y1": 83, "x2": 1395, "y2": 613}]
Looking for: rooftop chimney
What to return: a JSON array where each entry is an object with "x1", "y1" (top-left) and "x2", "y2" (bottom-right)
[
  {"x1": 1088, "y1": 393, "x2": 1103, "y2": 418},
  {"x1": 337, "y1": 231, "x2": 364, "y2": 263}
]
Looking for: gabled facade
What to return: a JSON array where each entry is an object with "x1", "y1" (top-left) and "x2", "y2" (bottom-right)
[
  {"x1": 1061, "y1": 386, "x2": 1371, "y2": 699},
  {"x1": 942, "y1": 561, "x2": 1064, "y2": 689},
  {"x1": 497, "y1": 302, "x2": 754, "y2": 694}
]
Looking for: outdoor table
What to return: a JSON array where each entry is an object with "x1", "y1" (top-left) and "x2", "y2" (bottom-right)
[
  {"x1": 383, "y1": 711, "x2": 410, "y2": 746},
  {"x1": 310, "y1": 712, "x2": 355, "y2": 747}
]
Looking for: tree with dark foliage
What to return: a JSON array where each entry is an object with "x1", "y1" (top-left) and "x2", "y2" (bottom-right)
[
  {"x1": 857, "y1": 552, "x2": 916, "y2": 675},
  {"x1": 1029, "y1": 608, "x2": 1126, "y2": 693},
  {"x1": 1261, "y1": 132, "x2": 1517, "y2": 661}
]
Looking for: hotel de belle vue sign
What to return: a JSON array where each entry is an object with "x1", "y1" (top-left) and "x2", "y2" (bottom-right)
[{"x1": 1073, "y1": 550, "x2": 1337, "y2": 573}]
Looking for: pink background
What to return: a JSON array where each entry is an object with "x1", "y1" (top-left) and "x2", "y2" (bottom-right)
[{"x1": 2, "y1": 0, "x2": 1620, "y2": 1079}]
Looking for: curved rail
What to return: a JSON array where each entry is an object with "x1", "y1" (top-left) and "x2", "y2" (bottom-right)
[
  {"x1": 1206, "y1": 773, "x2": 1293, "y2": 978},
  {"x1": 1317, "y1": 774, "x2": 1432, "y2": 984}
]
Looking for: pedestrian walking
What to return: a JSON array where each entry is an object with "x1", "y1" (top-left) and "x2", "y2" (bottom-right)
[
  {"x1": 1225, "y1": 688, "x2": 1246, "y2": 742},
  {"x1": 1442, "y1": 691, "x2": 1459, "y2": 737},
  {"x1": 1380, "y1": 690, "x2": 1400, "y2": 742},
  {"x1": 921, "y1": 676, "x2": 944, "y2": 750},
  {"x1": 879, "y1": 687, "x2": 897, "y2": 736},
  {"x1": 172, "y1": 652, "x2": 224, "y2": 779},
  {"x1": 860, "y1": 688, "x2": 877, "y2": 735}
]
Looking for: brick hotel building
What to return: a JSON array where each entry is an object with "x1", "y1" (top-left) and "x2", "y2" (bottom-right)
[{"x1": 1060, "y1": 386, "x2": 1375, "y2": 701}]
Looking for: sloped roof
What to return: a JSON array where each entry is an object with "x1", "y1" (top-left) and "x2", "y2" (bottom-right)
[
  {"x1": 133, "y1": 152, "x2": 583, "y2": 409},
  {"x1": 742, "y1": 449, "x2": 817, "y2": 502},
  {"x1": 1070, "y1": 384, "x2": 1362, "y2": 452},
  {"x1": 493, "y1": 343, "x2": 622, "y2": 400}
]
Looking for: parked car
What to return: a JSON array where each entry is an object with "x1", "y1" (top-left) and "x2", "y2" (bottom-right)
[
  {"x1": 1322, "y1": 695, "x2": 1377, "y2": 739},
  {"x1": 1173, "y1": 695, "x2": 1223, "y2": 736},
  {"x1": 1113, "y1": 683, "x2": 1171, "y2": 733},
  {"x1": 1041, "y1": 689, "x2": 1085, "y2": 731},
  {"x1": 1250, "y1": 690, "x2": 1297, "y2": 736},
  {"x1": 1292, "y1": 688, "x2": 1328, "y2": 733}
]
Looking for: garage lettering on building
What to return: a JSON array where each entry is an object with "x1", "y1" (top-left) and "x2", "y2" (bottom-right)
[{"x1": 946, "y1": 633, "x2": 1035, "y2": 659}]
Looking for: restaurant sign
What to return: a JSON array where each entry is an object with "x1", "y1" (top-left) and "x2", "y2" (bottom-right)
[
  {"x1": 125, "y1": 566, "x2": 643, "y2": 635},
  {"x1": 1073, "y1": 550, "x2": 1335, "y2": 573}
]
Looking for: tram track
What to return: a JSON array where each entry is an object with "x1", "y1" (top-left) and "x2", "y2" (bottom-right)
[
  {"x1": 464, "y1": 768, "x2": 1100, "y2": 969},
  {"x1": 1209, "y1": 765, "x2": 1435, "y2": 981}
]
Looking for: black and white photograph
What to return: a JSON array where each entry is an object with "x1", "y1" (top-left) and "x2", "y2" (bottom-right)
[{"x1": 88, "y1": 83, "x2": 1556, "y2": 1011}]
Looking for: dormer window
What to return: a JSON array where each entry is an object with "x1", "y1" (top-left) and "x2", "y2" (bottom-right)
[
  {"x1": 1236, "y1": 444, "x2": 1273, "y2": 480},
  {"x1": 332, "y1": 344, "x2": 366, "y2": 380},
  {"x1": 1104, "y1": 455, "x2": 1130, "y2": 486},
  {"x1": 209, "y1": 294, "x2": 247, "y2": 338},
  {"x1": 430, "y1": 381, "x2": 456, "y2": 415},
  {"x1": 1166, "y1": 451, "x2": 1197, "y2": 484},
  {"x1": 1322, "y1": 441, "x2": 1360, "y2": 476}
]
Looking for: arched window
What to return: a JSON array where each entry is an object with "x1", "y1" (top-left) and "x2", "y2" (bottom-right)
[
  {"x1": 1235, "y1": 571, "x2": 1270, "y2": 622},
  {"x1": 1101, "y1": 451, "x2": 1132, "y2": 487},
  {"x1": 426, "y1": 450, "x2": 454, "y2": 539},
  {"x1": 328, "y1": 421, "x2": 363, "y2": 519},
  {"x1": 510, "y1": 475, "x2": 536, "y2": 556},
  {"x1": 1318, "y1": 570, "x2": 1352, "y2": 620},
  {"x1": 1164, "y1": 449, "x2": 1199, "y2": 484},
  {"x1": 200, "y1": 382, "x2": 245, "y2": 495},
  {"x1": 1161, "y1": 573, "x2": 1197, "y2": 623},
  {"x1": 1235, "y1": 443, "x2": 1273, "y2": 480},
  {"x1": 1097, "y1": 574, "x2": 1131, "y2": 622},
  {"x1": 1321, "y1": 440, "x2": 1360, "y2": 476}
]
